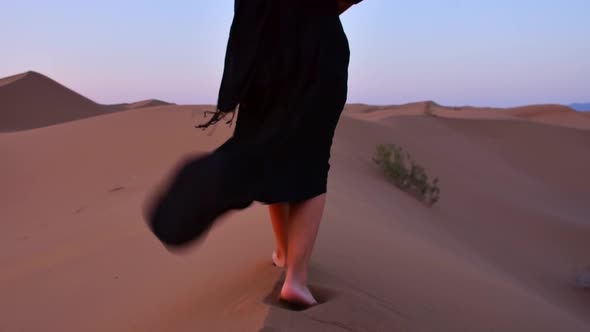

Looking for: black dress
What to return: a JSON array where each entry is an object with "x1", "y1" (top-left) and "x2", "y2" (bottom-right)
[
  {"x1": 145, "y1": 0, "x2": 362, "y2": 248},
  {"x1": 217, "y1": 0, "x2": 356, "y2": 204}
]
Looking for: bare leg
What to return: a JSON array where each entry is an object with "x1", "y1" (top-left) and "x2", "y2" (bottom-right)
[
  {"x1": 280, "y1": 193, "x2": 326, "y2": 307},
  {"x1": 268, "y1": 202, "x2": 290, "y2": 267}
]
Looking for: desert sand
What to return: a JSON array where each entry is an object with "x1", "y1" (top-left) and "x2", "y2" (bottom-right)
[{"x1": 1, "y1": 73, "x2": 589, "y2": 331}]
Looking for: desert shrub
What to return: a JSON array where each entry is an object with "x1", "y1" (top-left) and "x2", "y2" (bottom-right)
[{"x1": 373, "y1": 143, "x2": 440, "y2": 206}]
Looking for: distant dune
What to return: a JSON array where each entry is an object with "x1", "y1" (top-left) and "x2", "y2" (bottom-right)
[
  {"x1": 0, "y1": 71, "x2": 106, "y2": 131},
  {"x1": 0, "y1": 71, "x2": 173, "y2": 132},
  {"x1": 505, "y1": 104, "x2": 576, "y2": 118},
  {"x1": 502, "y1": 104, "x2": 590, "y2": 130},
  {"x1": 345, "y1": 102, "x2": 590, "y2": 130},
  {"x1": 124, "y1": 99, "x2": 174, "y2": 110},
  {"x1": 104, "y1": 99, "x2": 175, "y2": 112}
]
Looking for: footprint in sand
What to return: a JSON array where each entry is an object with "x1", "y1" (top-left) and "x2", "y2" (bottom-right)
[{"x1": 108, "y1": 186, "x2": 125, "y2": 193}]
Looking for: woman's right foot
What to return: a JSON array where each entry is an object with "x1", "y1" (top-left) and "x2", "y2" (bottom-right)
[{"x1": 279, "y1": 277, "x2": 317, "y2": 309}]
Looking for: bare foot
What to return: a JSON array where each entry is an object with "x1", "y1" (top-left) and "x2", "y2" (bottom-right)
[
  {"x1": 279, "y1": 278, "x2": 317, "y2": 309},
  {"x1": 272, "y1": 250, "x2": 285, "y2": 268}
]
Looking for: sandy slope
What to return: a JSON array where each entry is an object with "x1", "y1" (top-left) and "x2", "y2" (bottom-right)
[
  {"x1": 1, "y1": 104, "x2": 589, "y2": 331},
  {"x1": 0, "y1": 71, "x2": 174, "y2": 132}
]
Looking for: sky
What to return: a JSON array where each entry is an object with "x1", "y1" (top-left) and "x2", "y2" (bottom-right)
[{"x1": 1, "y1": 0, "x2": 588, "y2": 107}]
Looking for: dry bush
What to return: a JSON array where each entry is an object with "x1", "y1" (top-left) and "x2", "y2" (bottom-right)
[{"x1": 373, "y1": 143, "x2": 440, "y2": 206}]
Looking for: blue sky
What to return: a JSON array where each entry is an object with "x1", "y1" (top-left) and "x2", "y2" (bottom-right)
[{"x1": 1, "y1": 0, "x2": 588, "y2": 107}]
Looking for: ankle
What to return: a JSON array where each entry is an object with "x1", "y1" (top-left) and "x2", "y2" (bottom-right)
[{"x1": 285, "y1": 269, "x2": 308, "y2": 287}]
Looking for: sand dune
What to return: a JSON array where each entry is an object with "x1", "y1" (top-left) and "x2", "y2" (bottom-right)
[
  {"x1": 125, "y1": 99, "x2": 174, "y2": 110},
  {"x1": 345, "y1": 102, "x2": 590, "y2": 130},
  {"x1": 505, "y1": 104, "x2": 574, "y2": 118},
  {"x1": 502, "y1": 104, "x2": 590, "y2": 130},
  {"x1": 0, "y1": 71, "x2": 107, "y2": 131},
  {"x1": 0, "y1": 71, "x2": 173, "y2": 132},
  {"x1": 345, "y1": 101, "x2": 439, "y2": 120},
  {"x1": 1, "y1": 102, "x2": 589, "y2": 331},
  {"x1": 106, "y1": 99, "x2": 176, "y2": 112}
]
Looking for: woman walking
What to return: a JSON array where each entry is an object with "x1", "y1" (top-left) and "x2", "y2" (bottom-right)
[{"x1": 145, "y1": 0, "x2": 363, "y2": 309}]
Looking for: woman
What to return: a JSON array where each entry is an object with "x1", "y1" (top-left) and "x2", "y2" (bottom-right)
[{"x1": 145, "y1": 0, "x2": 363, "y2": 309}]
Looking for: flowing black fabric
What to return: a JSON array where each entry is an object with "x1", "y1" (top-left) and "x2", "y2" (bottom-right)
[{"x1": 146, "y1": 0, "x2": 360, "y2": 248}]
